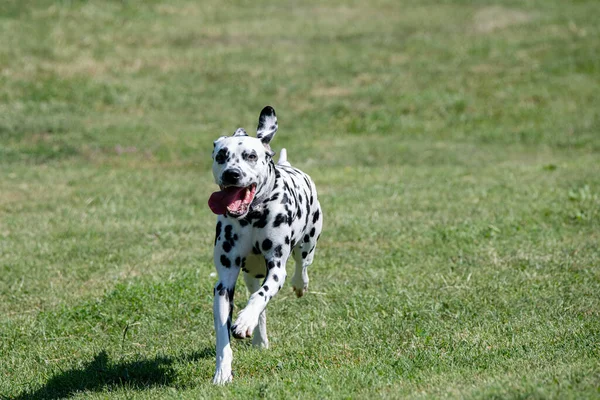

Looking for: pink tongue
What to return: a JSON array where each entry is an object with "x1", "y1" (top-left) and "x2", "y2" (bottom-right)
[{"x1": 208, "y1": 187, "x2": 246, "y2": 215}]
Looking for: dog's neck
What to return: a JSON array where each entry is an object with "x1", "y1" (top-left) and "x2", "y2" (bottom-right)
[{"x1": 248, "y1": 159, "x2": 277, "y2": 213}]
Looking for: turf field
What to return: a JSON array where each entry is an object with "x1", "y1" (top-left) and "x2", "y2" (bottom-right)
[{"x1": 1, "y1": 0, "x2": 599, "y2": 398}]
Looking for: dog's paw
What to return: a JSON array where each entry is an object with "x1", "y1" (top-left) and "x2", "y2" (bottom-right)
[
  {"x1": 213, "y1": 369, "x2": 233, "y2": 385},
  {"x1": 291, "y1": 274, "x2": 308, "y2": 298},
  {"x1": 231, "y1": 309, "x2": 258, "y2": 339},
  {"x1": 292, "y1": 285, "x2": 308, "y2": 298}
]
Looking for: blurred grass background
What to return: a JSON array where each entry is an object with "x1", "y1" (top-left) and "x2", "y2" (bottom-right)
[{"x1": 0, "y1": 0, "x2": 599, "y2": 398}]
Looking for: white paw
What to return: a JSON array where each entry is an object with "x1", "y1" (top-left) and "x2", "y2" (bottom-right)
[
  {"x1": 213, "y1": 368, "x2": 233, "y2": 385},
  {"x1": 231, "y1": 309, "x2": 258, "y2": 339},
  {"x1": 291, "y1": 274, "x2": 308, "y2": 298}
]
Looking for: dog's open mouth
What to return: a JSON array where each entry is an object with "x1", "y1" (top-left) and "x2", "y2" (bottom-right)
[{"x1": 208, "y1": 184, "x2": 257, "y2": 217}]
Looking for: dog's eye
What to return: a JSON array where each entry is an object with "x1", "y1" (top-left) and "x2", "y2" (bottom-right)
[{"x1": 247, "y1": 153, "x2": 257, "y2": 162}]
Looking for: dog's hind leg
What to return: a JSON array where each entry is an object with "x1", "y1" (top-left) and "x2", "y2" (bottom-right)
[
  {"x1": 291, "y1": 248, "x2": 311, "y2": 298},
  {"x1": 291, "y1": 203, "x2": 323, "y2": 298},
  {"x1": 242, "y1": 271, "x2": 269, "y2": 348}
]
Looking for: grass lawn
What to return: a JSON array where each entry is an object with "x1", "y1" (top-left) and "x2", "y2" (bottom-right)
[{"x1": 1, "y1": 0, "x2": 599, "y2": 398}]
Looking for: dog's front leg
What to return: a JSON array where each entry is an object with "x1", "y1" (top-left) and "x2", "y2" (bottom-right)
[
  {"x1": 232, "y1": 246, "x2": 289, "y2": 339},
  {"x1": 213, "y1": 265, "x2": 240, "y2": 385}
]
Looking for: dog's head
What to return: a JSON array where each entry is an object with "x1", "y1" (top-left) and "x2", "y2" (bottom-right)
[{"x1": 208, "y1": 106, "x2": 278, "y2": 218}]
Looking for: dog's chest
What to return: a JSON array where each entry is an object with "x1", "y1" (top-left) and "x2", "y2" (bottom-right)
[{"x1": 214, "y1": 163, "x2": 318, "y2": 279}]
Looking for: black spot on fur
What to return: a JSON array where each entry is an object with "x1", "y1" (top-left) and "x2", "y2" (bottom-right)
[
  {"x1": 273, "y1": 213, "x2": 286, "y2": 228},
  {"x1": 258, "y1": 291, "x2": 264, "y2": 296},
  {"x1": 263, "y1": 285, "x2": 269, "y2": 292},
  {"x1": 303, "y1": 176, "x2": 311, "y2": 188},
  {"x1": 312, "y1": 209, "x2": 320, "y2": 224},
  {"x1": 253, "y1": 209, "x2": 270, "y2": 228},
  {"x1": 285, "y1": 236, "x2": 290, "y2": 245},
  {"x1": 310, "y1": 227, "x2": 316, "y2": 237},
  {"x1": 235, "y1": 257, "x2": 241, "y2": 267},
  {"x1": 214, "y1": 221, "x2": 222, "y2": 246},
  {"x1": 262, "y1": 238, "x2": 273, "y2": 251},
  {"x1": 253, "y1": 242, "x2": 261, "y2": 255},
  {"x1": 225, "y1": 225, "x2": 234, "y2": 243},
  {"x1": 223, "y1": 241, "x2": 232, "y2": 253},
  {"x1": 215, "y1": 149, "x2": 227, "y2": 164},
  {"x1": 267, "y1": 260, "x2": 276, "y2": 270},
  {"x1": 304, "y1": 234, "x2": 310, "y2": 243},
  {"x1": 244, "y1": 209, "x2": 261, "y2": 222},
  {"x1": 273, "y1": 274, "x2": 279, "y2": 282},
  {"x1": 274, "y1": 244, "x2": 283, "y2": 258},
  {"x1": 220, "y1": 255, "x2": 231, "y2": 268},
  {"x1": 302, "y1": 251, "x2": 308, "y2": 258}
]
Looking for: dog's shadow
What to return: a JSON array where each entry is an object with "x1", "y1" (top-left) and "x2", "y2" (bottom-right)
[{"x1": 13, "y1": 348, "x2": 214, "y2": 400}]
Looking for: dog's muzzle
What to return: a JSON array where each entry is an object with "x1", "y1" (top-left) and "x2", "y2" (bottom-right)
[{"x1": 221, "y1": 169, "x2": 242, "y2": 186}]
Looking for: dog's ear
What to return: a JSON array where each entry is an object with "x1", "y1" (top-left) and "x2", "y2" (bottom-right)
[
  {"x1": 233, "y1": 128, "x2": 248, "y2": 137},
  {"x1": 256, "y1": 106, "x2": 278, "y2": 145}
]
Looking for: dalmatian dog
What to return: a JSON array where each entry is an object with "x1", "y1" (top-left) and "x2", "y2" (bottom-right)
[{"x1": 208, "y1": 106, "x2": 323, "y2": 384}]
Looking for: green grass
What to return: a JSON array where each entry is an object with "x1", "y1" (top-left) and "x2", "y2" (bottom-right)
[{"x1": 1, "y1": 0, "x2": 599, "y2": 398}]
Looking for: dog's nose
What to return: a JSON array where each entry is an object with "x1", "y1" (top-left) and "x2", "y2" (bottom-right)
[{"x1": 221, "y1": 169, "x2": 241, "y2": 185}]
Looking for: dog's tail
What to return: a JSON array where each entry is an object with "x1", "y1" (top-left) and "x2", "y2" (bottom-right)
[{"x1": 277, "y1": 148, "x2": 291, "y2": 166}]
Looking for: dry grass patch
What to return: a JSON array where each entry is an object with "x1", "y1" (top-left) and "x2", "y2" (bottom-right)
[{"x1": 473, "y1": 6, "x2": 535, "y2": 33}]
